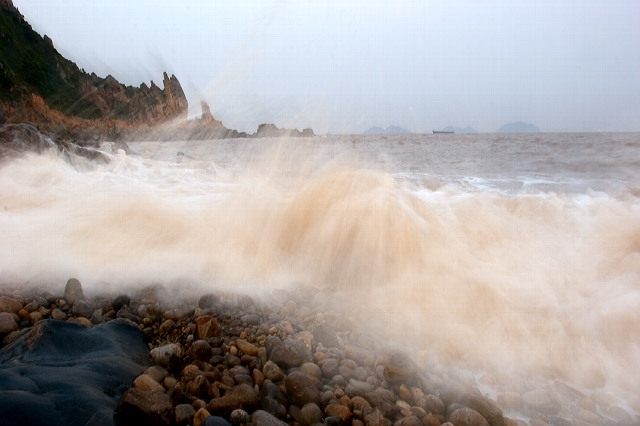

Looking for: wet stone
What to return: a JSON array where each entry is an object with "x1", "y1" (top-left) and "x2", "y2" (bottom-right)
[
  {"x1": 251, "y1": 410, "x2": 289, "y2": 426},
  {"x1": 202, "y1": 416, "x2": 232, "y2": 426},
  {"x1": 300, "y1": 362, "x2": 322, "y2": 380},
  {"x1": 284, "y1": 370, "x2": 322, "y2": 406},
  {"x1": 263, "y1": 360, "x2": 284, "y2": 381},
  {"x1": 325, "y1": 403, "x2": 351, "y2": 422},
  {"x1": 116, "y1": 389, "x2": 173, "y2": 426},
  {"x1": 319, "y1": 358, "x2": 340, "y2": 379},
  {"x1": 0, "y1": 296, "x2": 22, "y2": 314},
  {"x1": 310, "y1": 323, "x2": 340, "y2": 348},
  {"x1": 398, "y1": 415, "x2": 422, "y2": 426},
  {"x1": 207, "y1": 383, "x2": 258, "y2": 414},
  {"x1": 149, "y1": 343, "x2": 181, "y2": 368},
  {"x1": 112, "y1": 295, "x2": 131, "y2": 311},
  {"x1": 0, "y1": 312, "x2": 18, "y2": 334},
  {"x1": 269, "y1": 337, "x2": 310, "y2": 368},
  {"x1": 51, "y1": 308, "x2": 67, "y2": 321},
  {"x1": 133, "y1": 373, "x2": 164, "y2": 392},
  {"x1": 64, "y1": 278, "x2": 84, "y2": 305},
  {"x1": 465, "y1": 395, "x2": 505, "y2": 426},
  {"x1": 448, "y1": 407, "x2": 489, "y2": 426},
  {"x1": 71, "y1": 299, "x2": 94, "y2": 318},
  {"x1": 363, "y1": 407, "x2": 384, "y2": 426},
  {"x1": 175, "y1": 403, "x2": 196, "y2": 425},
  {"x1": 383, "y1": 351, "x2": 420, "y2": 385},
  {"x1": 240, "y1": 314, "x2": 261, "y2": 326},
  {"x1": 299, "y1": 402, "x2": 323, "y2": 425},
  {"x1": 189, "y1": 339, "x2": 213, "y2": 361},
  {"x1": 235, "y1": 339, "x2": 259, "y2": 356},
  {"x1": 144, "y1": 365, "x2": 169, "y2": 384},
  {"x1": 345, "y1": 378, "x2": 374, "y2": 398},
  {"x1": 194, "y1": 408, "x2": 212, "y2": 426},
  {"x1": 230, "y1": 408, "x2": 251, "y2": 426},
  {"x1": 198, "y1": 293, "x2": 219, "y2": 309},
  {"x1": 196, "y1": 315, "x2": 219, "y2": 339}
]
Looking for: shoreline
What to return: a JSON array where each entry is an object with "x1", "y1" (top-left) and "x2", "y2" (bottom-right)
[{"x1": 1, "y1": 279, "x2": 634, "y2": 426}]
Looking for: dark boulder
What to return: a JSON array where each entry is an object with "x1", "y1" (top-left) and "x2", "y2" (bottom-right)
[{"x1": 0, "y1": 319, "x2": 148, "y2": 426}]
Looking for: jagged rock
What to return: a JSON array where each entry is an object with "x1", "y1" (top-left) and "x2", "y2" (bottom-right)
[
  {"x1": 0, "y1": 3, "x2": 188, "y2": 141},
  {"x1": 0, "y1": 124, "x2": 56, "y2": 158},
  {"x1": 253, "y1": 123, "x2": 314, "y2": 138}
]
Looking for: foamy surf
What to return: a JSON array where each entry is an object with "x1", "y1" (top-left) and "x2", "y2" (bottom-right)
[{"x1": 1, "y1": 133, "x2": 639, "y2": 424}]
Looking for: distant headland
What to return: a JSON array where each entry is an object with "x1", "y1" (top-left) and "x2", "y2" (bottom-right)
[{"x1": 0, "y1": 0, "x2": 313, "y2": 143}]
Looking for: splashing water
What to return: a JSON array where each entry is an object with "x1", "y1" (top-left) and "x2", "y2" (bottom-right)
[{"x1": 1, "y1": 133, "x2": 639, "y2": 422}]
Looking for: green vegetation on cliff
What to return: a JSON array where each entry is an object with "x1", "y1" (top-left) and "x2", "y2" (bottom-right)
[{"x1": 0, "y1": 0, "x2": 187, "y2": 126}]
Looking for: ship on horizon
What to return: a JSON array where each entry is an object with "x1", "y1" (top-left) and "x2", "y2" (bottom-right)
[{"x1": 432, "y1": 130, "x2": 455, "y2": 134}]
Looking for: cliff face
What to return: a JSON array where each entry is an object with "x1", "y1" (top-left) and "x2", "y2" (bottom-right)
[{"x1": 0, "y1": 0, "x2": 187, "y2": 141}]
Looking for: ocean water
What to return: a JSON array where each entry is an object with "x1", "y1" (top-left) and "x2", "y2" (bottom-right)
[{"x1": 1, "y1": 132, "x2": 639, "y2": 423}]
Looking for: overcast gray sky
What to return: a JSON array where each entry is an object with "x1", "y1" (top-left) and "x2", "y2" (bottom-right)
[{"x1": 12, "y1": 0, "x2": 640, "y2": 134}]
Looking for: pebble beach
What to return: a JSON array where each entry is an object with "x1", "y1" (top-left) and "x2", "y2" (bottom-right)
[{"x1": 1, "y1": 278, "x2": 634, "y2": 426}]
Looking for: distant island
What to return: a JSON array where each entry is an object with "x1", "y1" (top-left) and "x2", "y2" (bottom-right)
[
  {"x1": 363, "y1": 125, "x2": 411, "y2": 135},
  {"x1": 497, "y1": 122, "x2": 540, "y2": 133}
]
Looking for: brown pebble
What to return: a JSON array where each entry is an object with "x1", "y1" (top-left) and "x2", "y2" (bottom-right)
[
  {"x1": 134, "y1": 374, "x2": 165, "y2": 392},
  {"x1": 51, "y1": 309, "x2": 67, "y2": 321},
  {"x1": 64, "y1": 278, "x2": 84, "y2": 305},
  {"x1": 324, "y1": 403, "x2": 351, "y2": 422},
  {"x1": 0, "y1": 296, "x2": 23, "y2": 314},
  {"x1": 0, "y1": 312, "x2": 18, "y2": 335},
  {"x1": 196, "y1": 315, "x2": 218, "y2": 339},
  {"x1": 29, "y1": 311, "x2": 42, "y2": 325},
  {"x1": 236, "y1": 339, "x2": 259, "y2": 356},
  {"x1": 17, "y1": 308, "x2": 30, "y2": 322},
  {"x1": 193, "y1": 407, "x2": 211, "y2": 426},
  {"x1": 448, "y1": 407, "x2": 489, "y2": 426},
  {"x1": 252, "y1": 368, "x2": 265, "y2": 387},
  {"x1": 423, "y1": 413, "x2": 442, "y2": 426}
]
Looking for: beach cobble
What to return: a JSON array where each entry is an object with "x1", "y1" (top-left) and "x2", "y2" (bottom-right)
[{"x1": 1, "y1": 280, "x2": 637, "y2": 426}]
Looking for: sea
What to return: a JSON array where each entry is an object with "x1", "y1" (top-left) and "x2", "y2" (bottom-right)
[{"x1": 1, "y1": 132, "x2": 639, "y2": 424}]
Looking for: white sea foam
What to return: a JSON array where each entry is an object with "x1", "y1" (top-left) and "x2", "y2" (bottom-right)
[{"x1": 1, "y1": 133, "x2": 639, "y2": 423}]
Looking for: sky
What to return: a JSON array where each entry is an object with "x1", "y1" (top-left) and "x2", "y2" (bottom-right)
[{"x1": 11, "y1": 0, "x2": 640, "y2": 134}]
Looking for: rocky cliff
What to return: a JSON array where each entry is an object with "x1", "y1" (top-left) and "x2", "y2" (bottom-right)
[{"x1": 0, "y1": 0, "x2": 187, "y2": 142}]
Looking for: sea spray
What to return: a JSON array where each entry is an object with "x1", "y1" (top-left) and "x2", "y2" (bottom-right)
[{"x1": 1, "y1": 134, "x2": 639, "y2": 421}]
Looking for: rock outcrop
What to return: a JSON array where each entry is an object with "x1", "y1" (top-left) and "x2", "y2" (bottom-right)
[
  {"x1": 125, "y1": 103, "x2": 315, "y2": 141},
  {"x1": 253, "y1": 123, "x2": 314, "y2": 138},
  {"x1": 0, "y1": 1, "x2": 315, "y2": 144},
  {"x1": 0, "y1": 0, "x2": 187, "y2": 143}
]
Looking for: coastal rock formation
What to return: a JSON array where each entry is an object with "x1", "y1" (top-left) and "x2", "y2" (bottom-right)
[
  {"x1": 254, "y1": 123, "x2": 314, "y2": 138},
  {"x1": 0, "y1": 0, "x2": 315, "y2": 143},
  {"x1": 0, "y1": 0, "x2": 187, "y2": 141},
  {"x1": 0, "y1": 319, "x2": 148, "y2": 426},
  {"x1": 0, "y1": 123, "x2": 111, "y2": 162}
]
